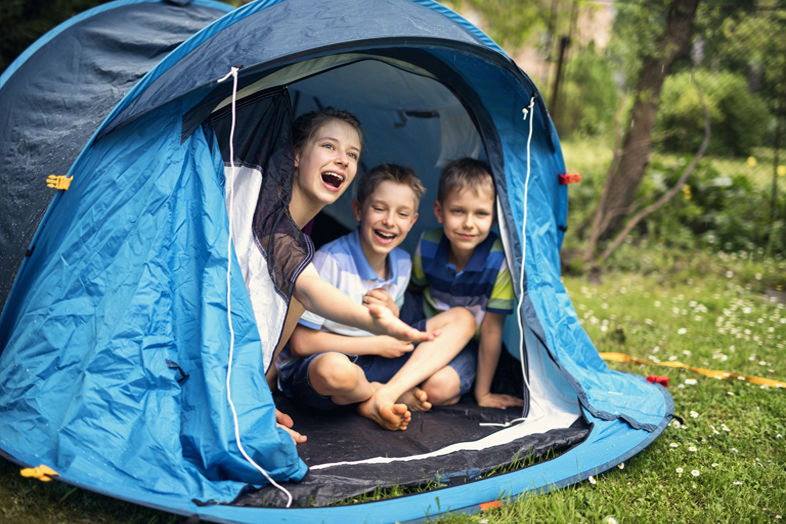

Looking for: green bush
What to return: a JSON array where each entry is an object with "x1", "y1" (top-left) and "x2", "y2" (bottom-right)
[
  {"x1": 637, "y1": 157, "x2": 785, "y2": 256},
  {"x1": 556, "y1": 45, "x2": 619, "y2": 138},
  {"x1": 655, "y1": 70, "x2": 771, "y2": 157}
]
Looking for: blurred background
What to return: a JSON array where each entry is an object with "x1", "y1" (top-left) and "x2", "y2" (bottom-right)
[{"x1": 2, "y1": 0, "x2": 784, "y2": 272}]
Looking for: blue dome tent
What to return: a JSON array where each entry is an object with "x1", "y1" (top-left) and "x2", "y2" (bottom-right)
[{"x1": 0, "y1": 0, "x2": 673, "y2": 521}]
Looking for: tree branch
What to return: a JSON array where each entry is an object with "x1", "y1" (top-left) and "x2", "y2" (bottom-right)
[{"x1": 598, "y1": 75, "x2": 710, "y2": 263}]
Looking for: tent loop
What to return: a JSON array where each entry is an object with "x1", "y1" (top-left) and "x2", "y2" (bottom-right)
[
  {"x1": 218, "y1": 65, "x2": 294, "y2": 508},
  {"x1": 516, "y1": 96, "x2": 539, "y2": 418}
]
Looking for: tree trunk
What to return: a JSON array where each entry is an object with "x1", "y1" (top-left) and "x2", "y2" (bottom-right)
[{"x1": 583, "y1": 0, "x2": 701, "y2": 264}]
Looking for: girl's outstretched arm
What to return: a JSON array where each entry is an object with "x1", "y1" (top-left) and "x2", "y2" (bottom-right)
[{"x1": 293, "y1": 263, "x2": 434, "y2": 343}]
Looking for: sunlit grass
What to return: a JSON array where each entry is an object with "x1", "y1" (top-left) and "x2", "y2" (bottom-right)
[{"x1": 436, "y1": 245, "x2": 785, "y2": 523}]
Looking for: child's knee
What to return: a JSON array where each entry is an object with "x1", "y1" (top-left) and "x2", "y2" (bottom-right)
[
  {"x1": 422, "y1": 367, "x2": 461, "y2": 405},
  {"x1": 309, "y1": 353, "x2": 360, "y2": 392},
  {"x1": 448, "y1": 307, "x2": 476, "y2": 337}
]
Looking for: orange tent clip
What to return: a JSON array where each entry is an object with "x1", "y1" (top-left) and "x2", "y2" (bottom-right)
[{"x1": 20, "y1": 464, "x2": 59, "y2": 482}]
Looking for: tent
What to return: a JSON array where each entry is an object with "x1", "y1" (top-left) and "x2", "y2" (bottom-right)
[{"x1": 0, "y1": 0, "x2": 674, "y2": 521}]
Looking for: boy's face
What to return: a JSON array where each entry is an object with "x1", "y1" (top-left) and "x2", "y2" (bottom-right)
[
  {"x1": 352, "y1": 180, "x2": 419, "y2": 262},
  {"x1": 434, "y1": 183, "x2": 495, "y2": 261}
]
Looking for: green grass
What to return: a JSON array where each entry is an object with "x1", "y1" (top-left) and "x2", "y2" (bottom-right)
[
  {"x1": 2, "y1": 246, "x2": 783, "y2": 523},
  {"x1": 443, "y1": 247, "x2": 786, "y2": 523},
  {"x1": 0, "y1": 457, "x2": 181, "y2": 524}
]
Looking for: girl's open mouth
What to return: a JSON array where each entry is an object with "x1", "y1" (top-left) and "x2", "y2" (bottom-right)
[{"x1": 321, "y1": 171, "x2": 344, "y2": 189}]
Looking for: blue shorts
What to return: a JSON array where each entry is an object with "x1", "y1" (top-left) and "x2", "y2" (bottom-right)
[{"x1": 278, "y1": 293, "x2": 478, "y2": 409}]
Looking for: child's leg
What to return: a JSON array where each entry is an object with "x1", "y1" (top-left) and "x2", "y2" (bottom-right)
[
  {"x1": 420, "y1": 340, "x2": 478, "y2": 406},
  {"x1": 267, "y1": 298, "x2": 305, "y2": 391},
  {"x1": 308, "y1": 352, "x2": 377, "y2": 405},
  {"x1": 358, "y1": 306, "x2": 475, "y2": 429}
]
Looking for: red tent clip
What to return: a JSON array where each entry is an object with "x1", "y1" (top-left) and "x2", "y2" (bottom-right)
[
  {"x1": 558, "y1": 173, "x2": 581, "y2": 185},
  {"x1": 646, "y1": 375, "x2": 670, "y2": 387}
]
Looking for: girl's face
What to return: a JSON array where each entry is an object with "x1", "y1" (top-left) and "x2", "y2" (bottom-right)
[{"x1": 292, "y1": 118, "x2": 362, "y2": 215}]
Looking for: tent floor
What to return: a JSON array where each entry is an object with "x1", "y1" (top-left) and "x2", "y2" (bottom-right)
[{"x1": 231, "y1": 352, "x2": 592, "y2": 507}]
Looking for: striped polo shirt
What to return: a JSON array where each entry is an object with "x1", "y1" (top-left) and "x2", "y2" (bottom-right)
[
  {"x1": 411, "y1": 228, "x2": 514, "y2": 328},
  {"x1": 299, "y1": 229, "x2": 411, "y2": 337}
]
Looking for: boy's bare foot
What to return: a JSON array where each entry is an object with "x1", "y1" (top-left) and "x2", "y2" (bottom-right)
[
  {"x1": 398, "y1": 387, "x2": 432, "y2": 412},
  {"x1": 358, "y1": 386, "x2": 411, "y2": 430}
]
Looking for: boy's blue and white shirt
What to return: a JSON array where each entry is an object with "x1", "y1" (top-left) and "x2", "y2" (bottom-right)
[
  {"x1": 411, "y1": 228, "x2": 514, "y2": 328},
  {"x1": 299, "y1": 229, "x2": 411, "y2": 337}
]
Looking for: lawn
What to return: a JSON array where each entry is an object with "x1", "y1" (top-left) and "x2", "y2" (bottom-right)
[
  {"x1": 446, "y1": 247, "x2": 785, "y2": 523},
  {"x1": 1, "y1": 246, "x2": 783, "y2": 523}
]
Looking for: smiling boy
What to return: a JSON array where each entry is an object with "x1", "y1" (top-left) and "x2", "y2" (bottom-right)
[
  {"x1": 409, "y1": 157, "x2": 523, "y2": 409},
  {"x1": 277, "y1": 163, "x2": 476, "y2": 431}
]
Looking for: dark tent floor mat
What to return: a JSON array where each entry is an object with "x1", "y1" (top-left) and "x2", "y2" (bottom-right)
[{"x1": 231, "y1": 393, "x2": 591, "y2": 508}]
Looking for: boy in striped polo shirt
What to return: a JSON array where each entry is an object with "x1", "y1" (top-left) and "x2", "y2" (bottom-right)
[
  {"x1": 277, "y1": 164, "x2": 476, "y2": 431},
  {"x1": 407, "y1": 158, "x2": 523, "y2": 409}
]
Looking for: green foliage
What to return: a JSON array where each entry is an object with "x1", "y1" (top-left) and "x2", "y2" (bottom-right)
[
  {"x1": 556, "y1": 44, "x2": 619, "y2": 138},
  {"x1": 655, "y1": 70, "x2": 772, "y2": 156},
  {"x1": 696, "y1": 1, "x2": 786, "y2": 115},
  {"x1": 607, "y1": 0, "x2": 672, "y2": 89},
  {"x1": 616, "y1": 155, "x2": 786, "y2": 257},
  {"x1": 561, "y1": 137, "x2": 785, "y2": 269},
  {"x1": 441, "y1": 0, "x2": 547, "y2": 50}
]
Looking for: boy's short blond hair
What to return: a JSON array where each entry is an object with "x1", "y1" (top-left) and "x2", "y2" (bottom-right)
[
  {"x1": 356, "y1": 163, "x2": 426, "y2": 207},
  {"x1": 437, "y1": 157, "x2": 494, "y2": 202}
]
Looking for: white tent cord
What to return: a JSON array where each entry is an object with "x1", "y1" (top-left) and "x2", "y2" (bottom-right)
[
  {"x1": 479, "y1": 417, "x2": 527, "y2": 428},
  {"x1": 516, "y1": 96, "x2": 544, "y2": 418},
  {"x1": 218, "y1": 66, "x2": 293, "y2": 508}
]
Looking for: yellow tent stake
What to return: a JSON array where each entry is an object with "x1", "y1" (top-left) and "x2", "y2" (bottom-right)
[{"x1": 598, "y1": 352, "x2": 786, "y2": 389}]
